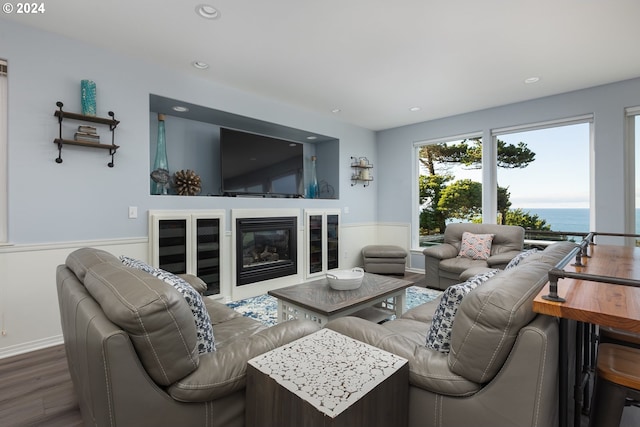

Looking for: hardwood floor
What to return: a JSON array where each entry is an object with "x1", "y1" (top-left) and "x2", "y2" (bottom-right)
[{"x1": 0, "y1": 345, "x2": 82, "y2": 426}]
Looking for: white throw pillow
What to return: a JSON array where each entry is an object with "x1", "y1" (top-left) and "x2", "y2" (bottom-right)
[
  {"x1": 458, "y1": 232, "x2": 495, "y2": 260},
  {"x1": 426, "y1": 269, "x2": 499, "y2": 353},
  {"x1": 120, "y1": 256, "x2": 216, "y2": 354}
]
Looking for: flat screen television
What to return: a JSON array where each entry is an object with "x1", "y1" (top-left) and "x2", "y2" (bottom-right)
[{"x1": 220, "y1": 128, "x2": 304, "y2": 197}]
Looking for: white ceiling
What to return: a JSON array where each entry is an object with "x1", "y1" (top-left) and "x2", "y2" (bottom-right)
[{"x1": 5, "y1": 0, "x2": 640, "y2": 130}]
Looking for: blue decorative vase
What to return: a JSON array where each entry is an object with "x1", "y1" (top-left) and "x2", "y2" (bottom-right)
[
  {"x1": 151, "y1": 114, "x2": 170, "y2": 195},
  {"x1": 80, "y1": 80, "x2": 96, "y2": 116},
  {"x1": 308, "y1": 155, "x2": 319, "y2": 199}
]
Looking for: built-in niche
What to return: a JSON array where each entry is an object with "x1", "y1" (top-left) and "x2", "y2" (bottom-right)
[{"x1": 149, "y1": 94, "x2": 340, "y2": 199}]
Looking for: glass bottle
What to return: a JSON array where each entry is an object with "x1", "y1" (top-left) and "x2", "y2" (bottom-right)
[
  {"x1": 151, "y1": 113, "x2": 170, "y2": 195},
  {"x1": 309, "y1": 155, "x2": 319, "y2": 199}
]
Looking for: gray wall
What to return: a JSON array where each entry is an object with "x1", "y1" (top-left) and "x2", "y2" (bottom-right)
[
  {"x1": 377, "y1": 77, "x2": 640, "y2": 259},
  {"x1": 4, "y1": 17, "x2": 639, "y2": 249},
  {"x1": 0, "y1": 19, "x2": 377, "y2": 243}
]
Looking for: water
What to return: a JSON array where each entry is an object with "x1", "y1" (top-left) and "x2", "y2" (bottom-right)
[{"x1": 523, "y1": 208, "x2": 640, "y2": 233}]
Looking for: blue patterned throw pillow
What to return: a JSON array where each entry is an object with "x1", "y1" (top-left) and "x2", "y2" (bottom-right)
[
  {"x1": 120, "y1": 256, "x2": 215, "y2": 354},
  {"x1": 505, "y1": 248, "x2": 539, "y2": 270},
  {"x1": 426, "y1": 269, "x2": 499, "y2": 353}
]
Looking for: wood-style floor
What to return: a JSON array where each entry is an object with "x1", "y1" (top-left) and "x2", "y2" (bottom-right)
[{"x1": 0, "y1": 344, "x2": 82, "y2": 426}]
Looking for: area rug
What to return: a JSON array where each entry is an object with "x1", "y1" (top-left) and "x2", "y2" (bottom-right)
[{"x1": 225, "y1": 285, "x2": 442, "y2": 327}]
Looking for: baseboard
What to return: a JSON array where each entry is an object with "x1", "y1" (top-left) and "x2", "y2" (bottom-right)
[{"x1": 0, "y1": 335, "x2": 63, "y2": 359}]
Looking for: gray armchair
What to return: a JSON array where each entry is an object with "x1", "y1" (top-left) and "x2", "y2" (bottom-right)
[
  {"x1": 326, "y1": 242, "x2": 578, "y2": 427},
  {"x1": 423, "y1": 223, "x2": 524, "y2": 290},
  {"x1": 56, "y1": 248, "x2": 320, "y2": 427}
]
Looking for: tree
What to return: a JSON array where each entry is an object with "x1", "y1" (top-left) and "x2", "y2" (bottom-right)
[
  {"x1": 438, "y1": 179, "x2": 481, "y2": 220},
  {"x1": 497, "y1": 186, "x2": 512, "y2": 224},
  {"x1": 418, "y1": 138, "x2": 536, "y2": 234},
  {"x1": 419, "y1": 174, "x2": 452, "y2": 232},
  {"x1": 436, "y1": 179, "x2": 512, "y2": 223},
  {"x1": 504, "y1": 208, "x2": 551, "y2": 230},
  {"x1": 419, "y1": 138, "x2": 535, "y2": 172}
]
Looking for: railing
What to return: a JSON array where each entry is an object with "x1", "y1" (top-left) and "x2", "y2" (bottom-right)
[
  {"x1": 542, "y1": 232, "x2": 640, "y2": 302},
  {"x1": 419, "y1": 229, "x2": 590, "y2": 248}
]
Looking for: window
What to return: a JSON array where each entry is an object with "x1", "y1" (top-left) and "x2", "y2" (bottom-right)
[
  {"x1": 413, "y1": 116, "x2": 593, "y2": 248},
  {"x1": 636, "y1": 115, "x2": 640, "y2": 236},
  {"x1": 494, "y1": 120, "x2": 591, "y2": 239},
  {"x1": 627, "y1": 106, "x2": 640, "y2": 243},
  {"x1": 0, "y1": 59, "x2": 7, "y2": 243},
  {"x1": 415, "y1": 134, "x2": 483, "y2": 247}
]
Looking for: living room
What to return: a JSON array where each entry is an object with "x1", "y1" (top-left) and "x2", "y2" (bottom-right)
[{"x1": 2, "y1": 2, "x2": 640, "y2": 426}]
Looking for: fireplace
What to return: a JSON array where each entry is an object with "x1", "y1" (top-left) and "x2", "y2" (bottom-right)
[{"x1": 236, "y1": 216, "x2": 297, "y2": 285}]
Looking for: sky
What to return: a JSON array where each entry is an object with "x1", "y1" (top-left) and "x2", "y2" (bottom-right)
[
  {"x1": 430, "y1": 122, "x2": 593, "y2": 209},
  {"x1": 498, "y1": 123, "x2": 591, "y2": 208}
]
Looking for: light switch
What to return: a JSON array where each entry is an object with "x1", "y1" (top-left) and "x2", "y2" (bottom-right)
[{"x1": 128, "y1": 206, "x2": 138, "y2": 219}]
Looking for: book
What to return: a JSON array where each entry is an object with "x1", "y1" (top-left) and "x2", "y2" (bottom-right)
[
  {"x1": 74, "y1": 132, "x2": 100, "y2": 143},
  {"x1": 77, "y1": 125, "x2": 97, "y2": 134}
]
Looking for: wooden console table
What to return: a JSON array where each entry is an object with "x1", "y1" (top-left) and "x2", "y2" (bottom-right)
[
  {"x1": 246, "y1": 328, "x2": 408, "y2": 427},
  {"x1": 533, "y1": 242, "x2": 640, "y2": 427}
]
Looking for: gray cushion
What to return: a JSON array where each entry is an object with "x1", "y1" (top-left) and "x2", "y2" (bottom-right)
[
  {"x1": 444, "y1": 223, "x2": 524, "y2": 255},
  {"x1": 362, "y1": 245, "x2": 407, "y2": 258},
  {"x1": 66, "y1": 247, "x2": 121, "y2": 281},
  {"x1": 505, "y1": 248, "x2": 539, "y2": 269},
  {"x1": 120, "y1": 256, "x2": 216, "y2": 355},
  {"x1": 83, "y1": 262, "x2": 200, "y2": 386},
  {"x1": 447, "y1": 261, "x2": 552, "y2": 383}
]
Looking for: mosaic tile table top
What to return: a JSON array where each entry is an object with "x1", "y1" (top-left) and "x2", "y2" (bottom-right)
[
  {"x1": 227, "y1": 285, "x2": 442, "y2": 326},
  {"x1": 247, "y1": 328, "x2": 408, "y2": 418}
]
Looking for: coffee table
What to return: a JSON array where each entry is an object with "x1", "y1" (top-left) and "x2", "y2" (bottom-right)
[
  {"x1": 268, "y1": 273, "x2": 414, "y2": 325},
  {"x1": 245, "y1": 328, "x2": 409, "y2": 427}
]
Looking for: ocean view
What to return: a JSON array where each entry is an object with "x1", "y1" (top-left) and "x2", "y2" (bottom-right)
[{"x1": 523, "y1": 208, "x2": 640, "y2": 234}]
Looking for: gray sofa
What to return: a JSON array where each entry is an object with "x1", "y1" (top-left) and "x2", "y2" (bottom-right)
[
  {"x1": 423, "y1": 223, "x2": 525, "y2": 290},
  {"x1": 56, "y1": 248, "x2": 320, "y2": 427},
  {"x1": 326, "y1": 241, "x2": 577, "y2": 427}
]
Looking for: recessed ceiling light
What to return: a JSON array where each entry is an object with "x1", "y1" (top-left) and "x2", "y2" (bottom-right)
[
  {"x1": 409, "y1": 106, "x2": 421, "y2": 112},
  {"x1": 524, "y1": 77, "x2": 540, "y2": 84},
  {"x1": 331, "y1": 108, "x2": 341, "y2": 114},
  {"x1": 192, "y1": 61, "x2": 209, "y2": 70},
  {"x1": 172, "y1": 106, "x2": 189, "y2": 112},
  {"x1": 306, "y1": 136, "x2": 317, "y2": 140},
  {"x1": 196, "y1": 4, "x2": 220, "y2": 19}
]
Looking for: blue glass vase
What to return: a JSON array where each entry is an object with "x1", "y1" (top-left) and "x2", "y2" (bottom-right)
[
  {"x1": 151, "y1": 114, "x2": 170, "y2": 195},
  {"x1": 308, "y1": 155, "x2": 319, "y2": 199},
  {"x1": 80, "y1": 80, "x2": 96, "y2": 116}
]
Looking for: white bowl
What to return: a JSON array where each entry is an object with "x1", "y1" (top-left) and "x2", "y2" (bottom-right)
[{"x1": 327, "y1": 268, "x2": 365, "y2": 290}]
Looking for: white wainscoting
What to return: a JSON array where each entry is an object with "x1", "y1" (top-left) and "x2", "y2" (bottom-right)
[
  {"x1": 0, "y1": 221, "x2": 413, "y2": 358},
  {"x1": 0, "y1": 238, "x2": 147, "y2": 359}
]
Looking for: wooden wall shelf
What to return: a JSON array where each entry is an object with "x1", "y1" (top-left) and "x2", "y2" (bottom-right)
[{"x1": 53, "y1": 101, "x2": 120, "y2": 167}]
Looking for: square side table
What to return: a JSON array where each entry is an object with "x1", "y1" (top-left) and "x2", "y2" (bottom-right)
[{"x1": 246, "y1": 328, "x2": 409, "y2": 427}]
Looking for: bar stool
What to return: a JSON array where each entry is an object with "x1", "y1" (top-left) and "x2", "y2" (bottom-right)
[
  {"x1": 588, "y1": 343, "x2": 640, "y2": 427},
  {"x1": 600, "y1": 326, "x2": 640, "y2": 349}
]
